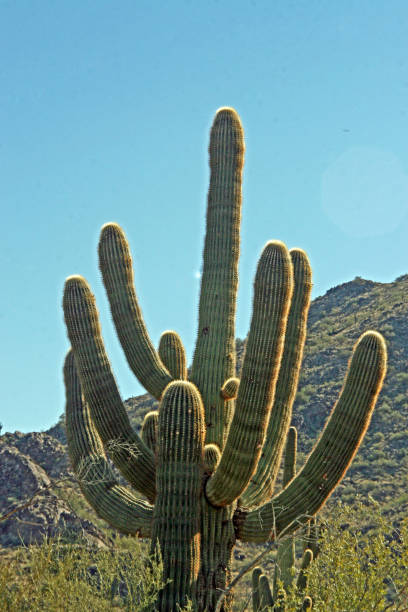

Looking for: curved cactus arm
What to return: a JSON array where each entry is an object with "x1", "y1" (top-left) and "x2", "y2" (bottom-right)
[
  {"x1": 158, "y1": 330, "x2": 187, "y2": 380},
  {"x1": 98, "y1": 223, "x2": 173, "y2": 400},
  {"x1": 151, "y1": 381, "x2": 205, "y2": 611},
  {"x1": 241, "y1": 250, "x2": 311, "y2": 508},
  {"x1": 205, "y1": 241, "x2": 293, "y2": 507},
  {"x1": 141, "y1": 410, "x2": 159, "y2": 454},
  {"x1": 63, "y1": 275, "x2": 156, "y2": 501},
  {"x1": 190, "y1": 108, "x2": 244, "y2": 448},
  {"x1": 235, "y1": 331, "x2": 387, "y2": 542},
  {"x1": 64, "y1": 350, "x2": 153, "y2": 537}
]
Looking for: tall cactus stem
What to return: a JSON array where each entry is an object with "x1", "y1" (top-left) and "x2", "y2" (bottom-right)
[
  {"x1": 152, "y1": 381, "x2": 205, "y2": 611},
  {"x1": 190, "y1": 108, "x2": 244, "y2": 448}
]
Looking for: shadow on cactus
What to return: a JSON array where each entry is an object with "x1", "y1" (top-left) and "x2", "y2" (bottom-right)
[{"x1": 62, "y1": 108, "x2": 387, "y2": 612}]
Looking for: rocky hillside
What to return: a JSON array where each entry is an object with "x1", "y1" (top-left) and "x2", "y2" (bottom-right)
[{"x1": 1, "y1": 273, "x2": 408, "y2": 549}]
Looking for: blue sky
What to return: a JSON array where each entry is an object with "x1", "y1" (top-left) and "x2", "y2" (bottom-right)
[{"x1": 1, "y1": 0, "x2": 407, "y2": 433}]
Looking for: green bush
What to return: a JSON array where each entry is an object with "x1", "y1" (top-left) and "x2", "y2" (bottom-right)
[
  {"x1": 305, "y1": 501, "x2": 408, "y2": 611},
  {"x1": 0, "y1": 535, "x2": 166, "y2": 611}
]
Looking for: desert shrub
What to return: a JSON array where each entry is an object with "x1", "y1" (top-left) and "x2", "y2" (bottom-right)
[
  {"x1": 250, "y1": 501, "x2": 408, "y2": 612},
  {"x1": 305, "y1": 500, "x2": 408, "y2": 611},
  {"x1": 0, "y1": 534, "x2": 166, "y2": 611}
]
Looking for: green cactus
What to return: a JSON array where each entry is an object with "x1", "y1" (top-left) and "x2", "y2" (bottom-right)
[
  {"x1": 252, "y1": 567, "x2": 264, "y2": 612},
  {"x1": 273, "y1": 427, "x2": 297, "y2": 594},
  {"x1": 141, "y1": 410, "x2": 158, "y2": 453},
  {"x1": 253, "y1": 427, "x2": 317, "y2": 612},
  {"x1": 62, "y1": 108, "x2": 387, "y2": 611}
]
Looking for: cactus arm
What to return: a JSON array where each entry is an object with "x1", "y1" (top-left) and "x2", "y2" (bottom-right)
[
  {"x1": 63, "y1": 275, "x2": 156, "y2": 501},
  {"x1": 205, "y1": 241, "x2": 293, "y2": 507},
  {"x1": 152, "y1": 381, "x2": 205, "y2": 611},
  {"x1": 158, "y1": 330, "x2": 187, "y2": 380},
  {"x1": 220, "y1": 377, "x2": 240, "y2": 400},
  {"x1": 296, "y1": 548, "x2": 313, "y2": 593},
  {"x1": 141, "y1": 410, "x2": 159, "y2": 454},
  {"x1": 190, "y1": 108, "x2": 244, "y2": 448},
  {"x1": 235, "y1": 331, "x2": 387, "y2": 542},
  {"x1": 252, "y1": 567, "x2": 263, "y2": 612},
  {"x1": 64, "y1": 350, "x2": 153, "y2": 537},
  {"x1": 98, "y1": 223, "x2": 173, "y2": 400},
  {"x1": 282, "y1": 426, "x2": 297, "y2": 486},
  {"x1": 259, "y1": 574, "x2": 274, "y2": 610},
  {"x1": 203, "y1": 443, "x2": 221, "y2": 474},
  {"x1": 304, "y1": 517, "x2": 320, "y2": 559},
  {"x1": 241, "y1": 250, "x2": 311, "y2": 507}
]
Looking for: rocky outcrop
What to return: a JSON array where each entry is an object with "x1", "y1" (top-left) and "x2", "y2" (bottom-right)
[
  {"x1": 0, "y1": 442, "x2": 106, "y2": 548},
  {"x1": 0, "y1": 431, "x2": 70, "y2": 479}
]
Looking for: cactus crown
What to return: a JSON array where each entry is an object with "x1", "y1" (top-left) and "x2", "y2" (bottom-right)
[{"x1": 63, "y1": 108, "x2": 387, "y2": 611}]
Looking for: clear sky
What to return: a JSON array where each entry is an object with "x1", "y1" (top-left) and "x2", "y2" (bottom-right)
[{"x1": 1, "y1": 0, "x2": 407, "y2": 433}]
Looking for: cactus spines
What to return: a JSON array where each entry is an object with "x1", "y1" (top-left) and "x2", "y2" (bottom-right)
[
  {"x1": 63, "y1": 108, "x2": 387, "y2": 611},
  {"x1": 141, "y1": 410, "x2": 158, "y2": 453},
  {"x1": 158, "y1": 330, "x2": 187, "y2": 380}
]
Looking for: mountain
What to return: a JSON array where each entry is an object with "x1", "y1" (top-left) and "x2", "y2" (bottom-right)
[{"x1": 1, "y1": 273, "x2": 408, "y2": 550}]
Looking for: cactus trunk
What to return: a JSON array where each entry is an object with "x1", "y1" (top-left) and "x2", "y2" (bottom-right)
[{"x1": 62, "y1": 108, "x2": 387, "y2": 611}]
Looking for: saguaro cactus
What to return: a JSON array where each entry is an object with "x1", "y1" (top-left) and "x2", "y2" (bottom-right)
[{"x1": 62, "y1": 108, "x2": 387, "y2": 611}]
